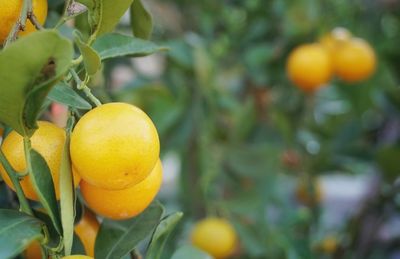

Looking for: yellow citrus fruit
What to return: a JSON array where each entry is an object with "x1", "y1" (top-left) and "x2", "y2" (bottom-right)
[
  {"x1": 71, "y1": 102, "x2": 160, "y2": 190},
  {"x1": 295, "y1": 179, "x2": 323, "y2": 205},
  {"x1": 75, "y1": 210, "x2": 100, "y2": 257},
  {"x1": 0, "y1": 121, "x2": 81, "y2": 201},
  {"x1": 61, "y1": 256, "x2": 93, "y2": 259},
  {"x1": 25, "y1": 241, "x2": 42, "y2": 259},
  {"x1": 333, "y1": 37, "x2": 376, "y2": 82},
  {"x1": 320, "y1": 27, "x2": 352, "y2": 55},
  {"x1": 320, "y1": 236, "x2": 338, "y2": 254},
  {"x1": 286, "y1": 43, "x2": 332, "y2": 92},
  {"x1": 80, "y1": 160, "x2": 163, "y2": 220},
  {"x1": 191, "y1": 218, "x2": 238, "y2": 258},
  {"x1": 0, "y1": 0, "x2": 48, "y2": 43}
]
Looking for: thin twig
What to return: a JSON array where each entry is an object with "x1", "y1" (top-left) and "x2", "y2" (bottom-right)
[
  {"x1": 69, "y1": 69, "x2": 102, "y2": 107},
  {"x1": 0, "y1": 149, "x2": 32, "y2": 215},
  {"x1": 4, "y1": 0, "x2": 32, "y2": 47},
  {"x1": 28, "y1": 12, "x2": 45, "y2": 30}
]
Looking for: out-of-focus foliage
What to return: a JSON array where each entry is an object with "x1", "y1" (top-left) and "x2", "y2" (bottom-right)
[{"x1": 70, "y1": 0, "x2": 400, "y2": 258}]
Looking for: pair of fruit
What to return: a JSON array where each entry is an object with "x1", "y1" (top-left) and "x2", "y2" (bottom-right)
[
  {"x1": 0, "y1": 102, "x2": 162, "y2": 220},
  {"x1": 26, "y1": 210, "x2": 99, "y2": 258},
  {"x1": 0, "y1": 0, "x2": 48, "y2": 43},
  {"x1": 287, "y1": 27, "x2": 376, "y2": 92},
  {"x1": 190, "y1": 218, "x2": 238, "y2": 258}
]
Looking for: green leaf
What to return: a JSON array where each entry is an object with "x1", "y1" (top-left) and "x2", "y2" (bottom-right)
[
  {"x1": 97, "y1": 0, "x2": 135, "y2": 36},
  {"x1": 74, "y1": 31, "x2": 101, "y2": 75},
  {"x1": 171, "y1": 245, "x2": 212, "y2": 259},
  {"x1": 95, "y1": 201, "x2": 164, "y2": 259},
  {"x1": 30, "y1": 149, "x2": 62, "y2": 234},
  {"x1": 59, "y1": 118, "x2": 76, "y2": 256},
  {"x1": 48, "y1": 82, "x2": 92, "y2": 110},
  {"x1": 146, "y1": 212, "x2": 183, "y2": 259},
  {"x1": 0, "y1": 210, "x2": 44, "y2": 259},
  {"x1": 92, "y1": 33, "x2": 167, "y2": 60},
  {"x1": 130, "y1": 0, "x2": 153, "y2": 39},
  {"x1": 80, "y1": 0, "x2": 134, "y2": 38},
  {"x1": 0, "y1": 30, "x2": 73, "y2": 137}
]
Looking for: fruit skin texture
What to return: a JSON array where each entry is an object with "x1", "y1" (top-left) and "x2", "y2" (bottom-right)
[
  {"x1": 61, "y1": 256, "x2": 93, "y2": 259},
  {"x1": 80, "y1": 160, "x2": 163, "y2": 220},
  {"x1": 333, "y1": 38, "x2": 376, "y2": 82},
  {"x1": 0, "y1": 121, "x2": 81, "y2": 200},
  {"x1": 286, "y1": 43, "x2": 332, "y2": 92},
  {"x1": 71, "y1": 102, "x2": 160, "y2": 190},
  {"x1": 191, "y1": 218, "x2": 238, "y2": 258},
  {"x1": 0, "y1": 0, "x2": 48, "y2": 43},
  {"x1": 75, "y1": 210, "x2": 100, "y2": 257},
  {"x1": 25, "y1": 241, "x2": 42, "y2": 259}
]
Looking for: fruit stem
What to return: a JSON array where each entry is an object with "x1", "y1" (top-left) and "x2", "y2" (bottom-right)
[
  {"x1": 4, "y1": 0, "x2": 32, "y2": 48},
  {"x1": 28, "y1": 12, "x2": 44, "y2": 30},
  {"x1": 0, "y1": 149, "x2": 33, "y2": 215},
  {"x1": 54, "y1": 0, "x2": 73, "y2": 29},
  {"x1": 69, "y1": 68, "x2": 102, "y2": 107}
]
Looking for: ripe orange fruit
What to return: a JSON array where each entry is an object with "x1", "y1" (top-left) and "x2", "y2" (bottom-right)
[
  {"x1": 71, "y1": 103, "x2": 160, "y2": 190},
  {"x1": 80, "y1": 160, "x2": 163, "y2": 220},
  {"x1": 332, "y1": 38, "x2": 376, "y2": 82},
  {"x1": 61, "y1": 256, "x2": 93, "y2": 259},
  {"x1": 191, "y1": 218, "x2": 238, "y2": 258},
  {"x1": 0, "y1": 121, "x2": 81, "y2": 201},
  {"x1": 295, "y1": 179, "x2": 323, "y2": 205},
  {"x1": 0, "y1": 0, "x2": 48, "y2": 43},
  {"x1": 286, "y1": 43, "x2": 332, "y2": 92},
  {"x1": 75, "y1": 210, "x2": 100, "y2": 257},
  {"x1": 320, "y1": 27, "x2": 352, "y2": 55},
  {"x1": 25, "y1": 241, "x2": 42, "y2": 259}
]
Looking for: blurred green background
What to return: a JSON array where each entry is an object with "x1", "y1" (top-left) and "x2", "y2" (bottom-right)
[{"x1": 24, "y1": 0, "x2": 400, "y2": 258}]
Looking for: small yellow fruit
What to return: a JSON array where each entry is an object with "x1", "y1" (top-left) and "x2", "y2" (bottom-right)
[
  {"x1": 71, "y1": 102, "x2": 160, "y2": 190},
  {"x1": 75, "y1": 210, "x2": 100, "y2": 257},
  {"x1": 191, "y1": 218, "x2": 238, "y2": 258},
  {"x1": 333, "y1": 38, "x2": 376, "y2": 82},
  {"x1": 286, "y1": 43, "x2": 332, "y2": 92},
  {"x1": 0, "y1": 121, "x2": 81, "y2": 201},
  {"x1": 295, "y1": 179, "x2": 323, "y2": 205},
  {"x1": 0, "y1": 0, "x2": 48, "y2": 43},
  {"x1": 320, "y1": 236, "x2": 338, "y2": 254},
  {"x1": 61, "y1": 256, "x2": 93, "y2": 259},
  {"x1": 80, "y1": 160, "x2": 163, "y2": 220},
  {"x1": 25, "y1": 241, "x2": 42, "y2": 259}
]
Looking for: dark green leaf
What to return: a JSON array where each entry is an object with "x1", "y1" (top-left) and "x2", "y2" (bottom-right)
[
  {"x1": 170, "y1": 245, "x2": 212, "y2": 259},
  {"x1": 0, "y1": 210, "x2": 44, "y2": 259},
  {"x1": 95, "y1": 201, "x2": 164, "y2": 259},
  {"x1": 72, "y1": 232, "x2": 86, "y2": 255},
  {"x1": 33, "y1": 210, "x2": 61, "y2": 249},
  {"x1": 30, "y1": 149, "x2": 62, "y2": 234},
  {"x1": 48, "y1": 82, "x2": 92, "y2": 110},
  {"x1": 0, "y1": 30, "x2": 73, "y2": 137},
  {"x1": 146, "y1": 212, "x2": 183, "y2": 259},
  {"x1": 92, "y1": 33, "x2": 167, "y2": 60},
  {"x1": 130, "y1": 0, "x2": 153, "y2": 39}
]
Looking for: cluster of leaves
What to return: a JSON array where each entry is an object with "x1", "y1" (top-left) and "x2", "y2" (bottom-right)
[
  {"x1": 98, "y1": 0, "x2": 400, "y2": 258},
  {"x1": 0, "y1": 0, "x2": 188, "y2": 258}
]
